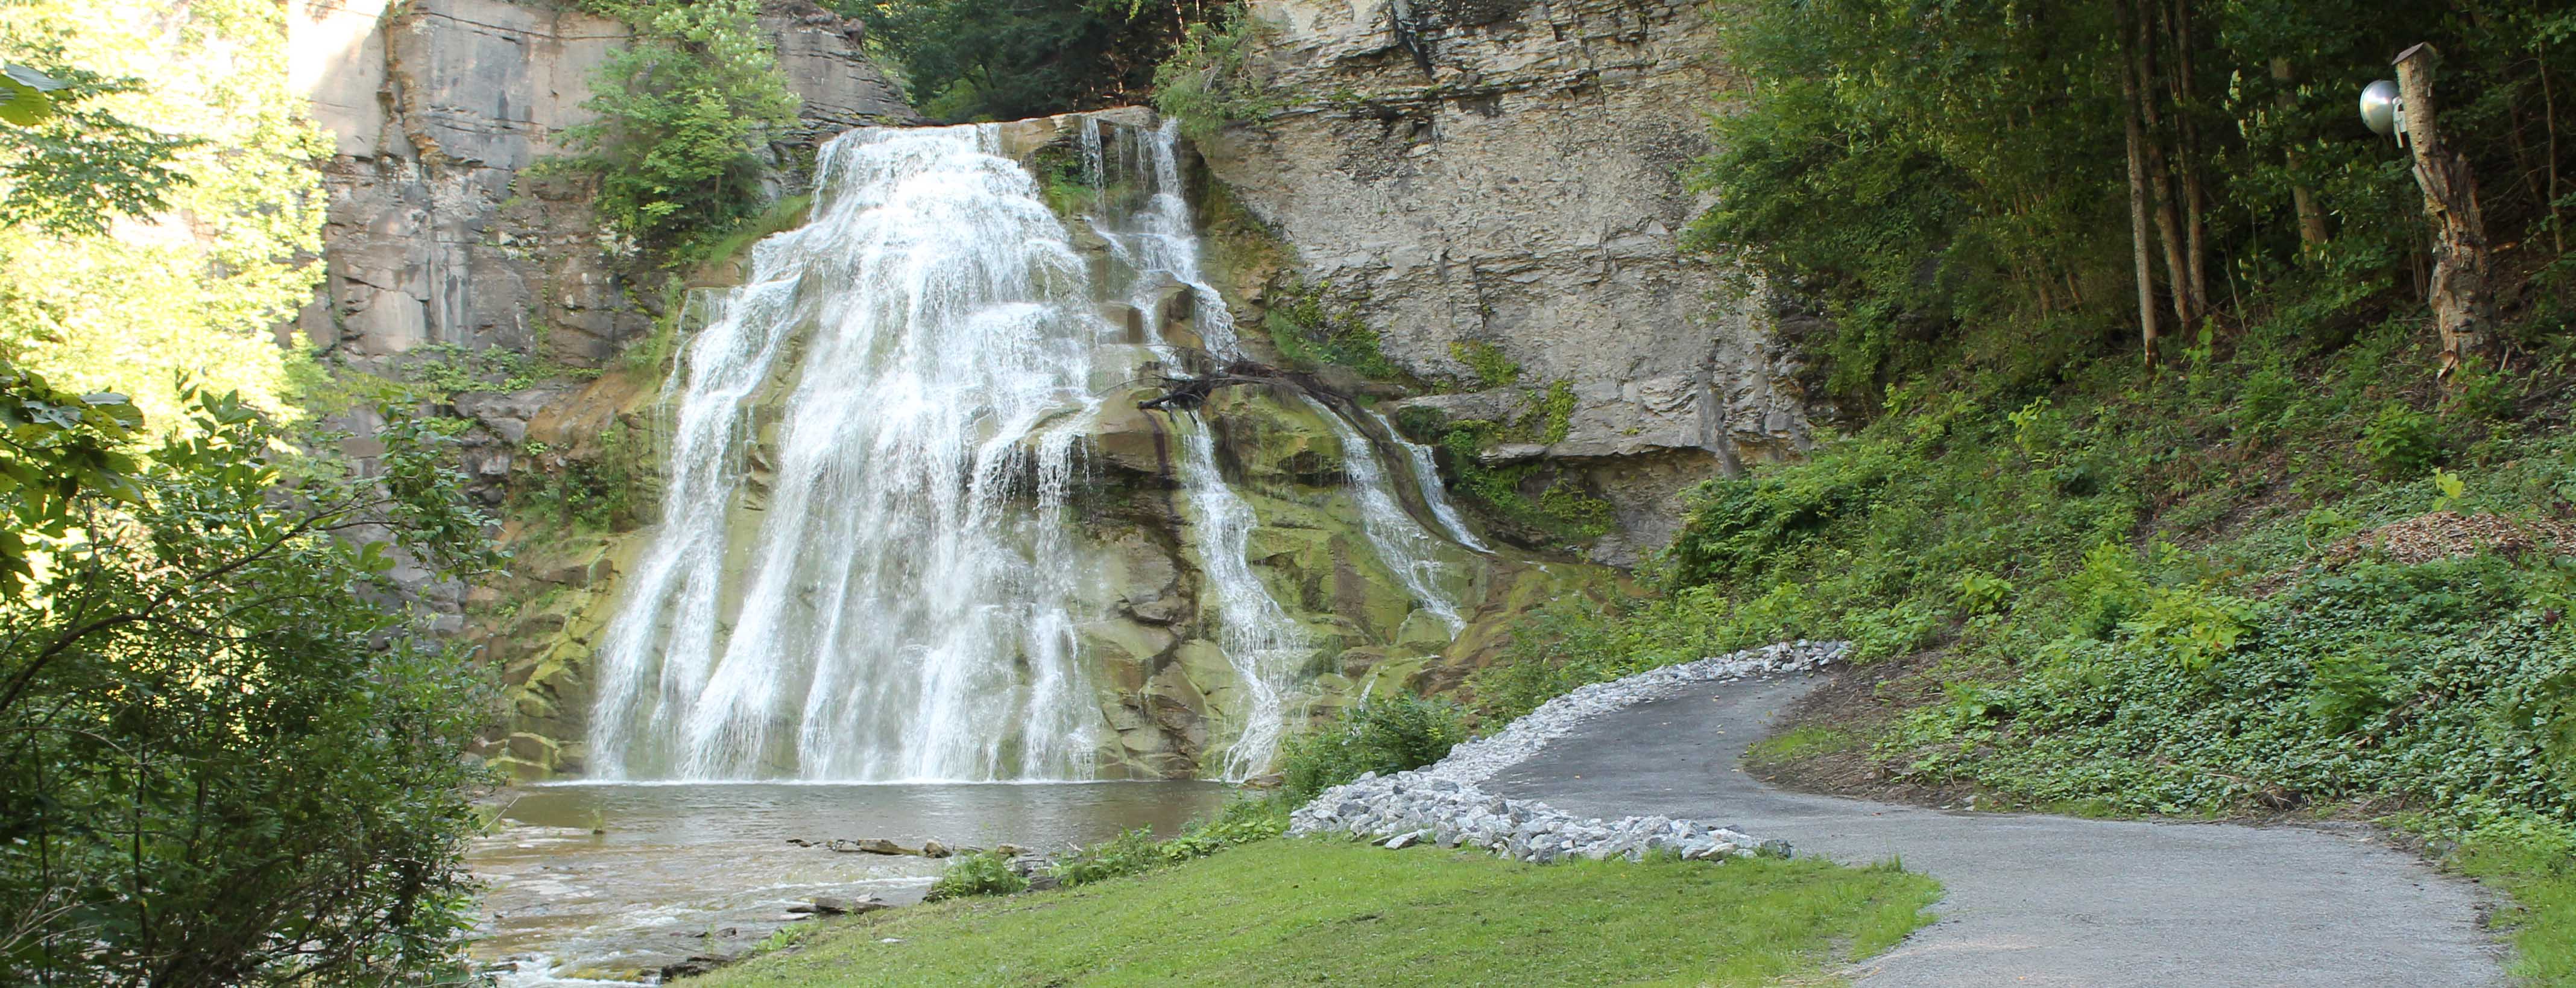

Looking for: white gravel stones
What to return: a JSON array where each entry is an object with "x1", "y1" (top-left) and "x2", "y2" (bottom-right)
[{"x1": 1287, "y1": 641, "x2": 1845, "y2": 864}]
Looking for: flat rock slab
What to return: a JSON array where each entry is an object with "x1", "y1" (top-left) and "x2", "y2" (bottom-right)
[{"x1": 1485, "y1": 671, "x2": 2508, "y2": 987}]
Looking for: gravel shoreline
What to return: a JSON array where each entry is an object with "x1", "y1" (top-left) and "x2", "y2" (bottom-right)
[{"x1": 1288, "y1": 641, "x2": 1846, "y2": 863}]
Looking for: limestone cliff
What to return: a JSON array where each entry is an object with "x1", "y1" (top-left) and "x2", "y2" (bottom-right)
[
  {"x1": 284, "y1": 0, "x2": 914, "y2": 441},
  {"x1": 1196, "y1": 0, "x2": 1828, "y2": 564}
]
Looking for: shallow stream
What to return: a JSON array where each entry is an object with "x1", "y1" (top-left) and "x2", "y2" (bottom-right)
[{"x1": 469, "y1": 781, "x2": 1229, "y2": 985}]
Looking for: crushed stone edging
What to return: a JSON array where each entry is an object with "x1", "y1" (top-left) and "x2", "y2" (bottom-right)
[{"x1": 1287, "y1": 640, "x2": 1846, "y2": 863}]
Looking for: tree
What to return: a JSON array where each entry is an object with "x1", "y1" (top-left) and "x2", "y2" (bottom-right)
[
  {"x1": 0, "y1": 386, "x2": 501, "y2": 984},
  {"x1": 564, "y1": 0, "x2": 799, "y2": 245},
  {"x1": 860, "y1": 0, "x2": 1224, "y2": 122}
]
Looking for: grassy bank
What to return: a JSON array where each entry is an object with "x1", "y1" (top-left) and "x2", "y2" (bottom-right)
[
  {"x1": 1477, "y1": 312, "x2": 2576, "y2": 981},
  {"x1": 690, "y1": 839, "x2": 1937, "y2": 986}
]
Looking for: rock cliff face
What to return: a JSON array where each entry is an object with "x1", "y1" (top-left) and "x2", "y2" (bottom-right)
[
  {"x1": 284, "y1": 0, "x2": 914, "y2": 384},
  {"x1": 1197, "y1": 0, "x2": 1826, "y2": 563}
]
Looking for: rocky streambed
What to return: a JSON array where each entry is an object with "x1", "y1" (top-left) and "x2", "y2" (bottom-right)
[{"x1": 1289, "y1": 641, "x2": 1846, "y2": 863}]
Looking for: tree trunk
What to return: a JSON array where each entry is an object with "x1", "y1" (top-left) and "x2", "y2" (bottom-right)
[
  {"x1": 2272, "y1": 58, "x2": 2330, "y2": 247},
  {"x1": 2118, "y1": 1, "x2": 2161, "y2": 364},
  {"x1": 2169, "y1": 0, "x2": 2209, "y2": 313},
  {"x1": 2394, "y1": 43, "x2": 2497, "y2": 376},
  {"x1": 2133, "y1": 0, "x2": 2195, "y2": 328}
]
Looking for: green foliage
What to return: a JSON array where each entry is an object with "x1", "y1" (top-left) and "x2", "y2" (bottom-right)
[
  {"x1": 1152, "y1": 4, "x2": 1276, "y2": 142},
  {"x1": 1400, "y1": 397, "x2": 1616, "y2": 546},
  {"x1": 935, "y1": 796, "x2": 1289, "y2": 901},
  {"x1": 0, "y1": 0, "x2": 329, "y2": 428},
  {"x1": 400, "y1": 341, "x2": 571, "y2": 402},
  {"x1": 0, "y1": 362, "x2": 140, "y2": 594},
  {"x1": 514, "y1": 419, "x2": 650, "y2": 534},
  {"x1": 2358, "y1": 402, "x2": 2444, "y2": 478},
  {"x1": 862, "y1": 0, "x2": 1228, "y2": 123},
  {"x1": 1687, "y1": 0, "x2": 2576, "y2": 396},
  {"x1": 0, "y1": 62, "x2": 188, "y2": 236},
  {"x1": 691, "y1": 840, "x2": 1940, "y2": 988},
  {"x1": 1448, "y1": 340, "x2": 1520, "y2": 388},
  {"x1": 563, "y1": 0, "x2": 798, "y2": 246},
  {"x1": 1262, "y1": 282, "x2": 1400, "y2": 378},
  {"x1": 1956, "y1": 570, "x2": 2012, "y2": 616},
  {"x1": 1050, "y1": 827, "x2": 1166, "y2": 887},
  {"x1": 0, "y1": 386, "x2": 501, "y2": 983},
  {"x1": 926, "y1": 850, "x2": 1028, "y2": 901},
  {"x1": 1278, "y1": 695, "x2": 1471, "y2": 801}
]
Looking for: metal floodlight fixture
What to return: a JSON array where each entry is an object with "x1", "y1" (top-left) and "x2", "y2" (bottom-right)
[{"x1": 2360, "y1": 79, "x2": 2402, "y2": 141}]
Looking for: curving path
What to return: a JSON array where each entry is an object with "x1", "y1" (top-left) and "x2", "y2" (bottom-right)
[{"x1": 1483, "y1": 670, "x2": 2508, "y2": 987}]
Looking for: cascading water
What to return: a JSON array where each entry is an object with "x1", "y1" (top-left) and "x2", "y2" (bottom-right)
[
  {"x1": 1368, "y1": 409, "x2": 1494, "y2": 554},
  {"x1": 584, "y1": 115, "x2": 1492, "y2": 784},
  {"x1": 1085, "y1": 119, "x2": 1323, "y2": 777},
  {"x1": 587, "y1": 126, "x2": 1104, "y2": 781},
  {"x1": 1309, "y1": 396, "x2": 1468, "y2": 633}
]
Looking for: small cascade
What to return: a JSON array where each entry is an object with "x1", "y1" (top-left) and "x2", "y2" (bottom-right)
[
  {"x1": 1367, "y1": 408, "x2": 1494, "y2": 554},
  {"x1": 1088, "y1": 119, "x2": 1319, "y2": 777},
  {"x1": 1095, "y1": 119, "x2": 1242, "y2": 359},
  {"x1": 1171, "y1": 421, "x2": 1311, "y2": 779},
  {"x1": 1310, "y1": 396, "x2": 1468, "y2": 633}
]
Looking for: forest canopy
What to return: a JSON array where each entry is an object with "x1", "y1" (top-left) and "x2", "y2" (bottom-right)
[{"x1": 853, "y1": 0, "x2": 1234, "y2": 121}]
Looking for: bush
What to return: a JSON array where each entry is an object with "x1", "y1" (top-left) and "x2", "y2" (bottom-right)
[
  {"x1": 1278, "y1": 695, "x2": 1471, "y2": 800},
  {"x1": 926, "y1": 850, "x2": 1027, "y2": 901},
  {"x1": 1152, "y1": 4, "x2": 1276, "y2": 141},
  {"x1": 563, "y1": 0, "x2": 797, "y2": 245},
  {"x1": 1050, "y1": 828, "x2": 1164, "y2": 887},
  {"x1": 2357, "y1": 402, "x2": 2445, "y2": 478},
  {"x1": 0, "y1": 384, "x2": 500, "y2": 983}
]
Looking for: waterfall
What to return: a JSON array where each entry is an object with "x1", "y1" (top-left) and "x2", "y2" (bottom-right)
[
  {"x1": 582, "y1": 116, "x2": 1487, "y2": 784},
  {"x1": 1310, "y1": 397, "x2": 1467, "y2": 633},
  {"x1": 1096, "y1": 119, "x2": 1241, "y2": 360},
  {"x1": 1087, "y1": 120, "x2": 1320, "y2": 777},
  {"x1": 586, "y1": 126, "x2": 1104, "y2": 781},
  {"x1": 1366, "y1": 409, "x2": 1493, "y2": 554}
]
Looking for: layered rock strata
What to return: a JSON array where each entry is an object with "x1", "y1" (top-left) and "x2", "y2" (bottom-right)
[{"x1": 1199, "y1": 0, "x2": 1833, "y2": 562}]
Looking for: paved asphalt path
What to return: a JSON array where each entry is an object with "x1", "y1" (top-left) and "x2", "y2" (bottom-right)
[{"x1": 1483, "y1": 670, "x2": 2507, "y2": 987}]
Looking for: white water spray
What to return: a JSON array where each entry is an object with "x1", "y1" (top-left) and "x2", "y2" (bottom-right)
[
  {"x1": 1366, "y1": 409, "x2": 1493, "y2": 554},
  {"x1": 1310, "y1": 397, "x2": 1468, "y2": 633},
  {"x1": 587, "y1": 126, "x2": 1104, "y2": 781}
]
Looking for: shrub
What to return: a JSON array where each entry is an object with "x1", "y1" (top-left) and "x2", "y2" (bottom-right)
[
  {"x1": 562, "y1": 0, "x2": 797, "y2": 246},
  {"x1": 926, "y1": 850, "x2": 1026, "y2": 901},
  {"x1": 0, "y1": 385, "x2": 500, "y2": 983},
  {"x1": 1152, "y1": 5, "x2": 1277, "y2": 142},
  {"x1": 1264, "y1": 282, "x2": 1400, "y2": 378},
  {"x1": 1050, "y1": 828, "x2": 1164, "y2": 887},
  {"x1": 1279, "y1": 694, "x2": 1471, "y2": 800},
  {"x1": 2358, "y1": 402, "x2": 2443, "y2": 478}
]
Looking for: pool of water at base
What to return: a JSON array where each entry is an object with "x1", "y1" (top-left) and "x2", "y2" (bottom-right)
[{"x1": 468, "y1": 781, "x2": 1233, "y2": 986}]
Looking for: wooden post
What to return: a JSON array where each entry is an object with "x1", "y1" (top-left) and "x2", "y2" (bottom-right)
[{"x1": 2393, "y1": 43, "x2": 2496, "y2": 377}]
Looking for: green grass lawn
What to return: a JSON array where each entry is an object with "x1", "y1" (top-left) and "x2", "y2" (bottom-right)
[{"x1": 690, "y1": 838, "x2": 1939, "y2": 987}]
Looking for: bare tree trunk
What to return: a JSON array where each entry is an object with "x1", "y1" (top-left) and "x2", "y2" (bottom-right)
[
  {"x1": 2395, "y1": 44, "x2": 2497, "y2": 377},
  {"x1": 2118, "y1": 1, "x2": 2161, "y2": 365},
  {"x1": 2272, "y1": 58, "x2": 2331, "y2": 247},
  {"x1": 2133, "y1": 0, "x2": 2195, "y2": 328},
  {"x1": 2170, "y1": 0, "x2": 2209, "y2": 313},
  {"x1": 2544, "y1": 47, "x2": 2566, "y2": 255}
]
